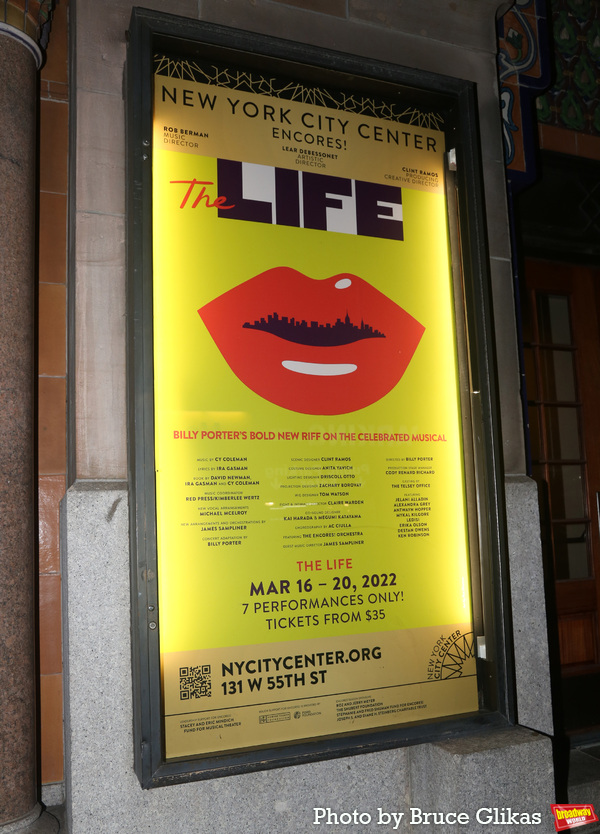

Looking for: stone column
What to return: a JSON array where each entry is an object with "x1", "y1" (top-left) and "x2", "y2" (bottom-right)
[{"x1": 0, "y1": 3, "x2": 56, "y2": 832}]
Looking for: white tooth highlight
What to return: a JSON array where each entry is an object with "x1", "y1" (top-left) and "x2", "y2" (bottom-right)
[
  {"x1": 282, "y1": 360, "x2": 357, "y2": 376},
  {"x1": 335, "y1": 277, "x2": 352, "y2": 289}
]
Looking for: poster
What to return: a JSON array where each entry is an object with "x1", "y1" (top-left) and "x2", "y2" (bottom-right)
[{"x1": 152, "y1": 57, "x2": 478, "y2": 759}]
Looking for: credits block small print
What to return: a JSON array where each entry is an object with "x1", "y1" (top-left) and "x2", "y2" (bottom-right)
[{"x1": 179, "y1": 665, "x2": 212, "y2": 700}]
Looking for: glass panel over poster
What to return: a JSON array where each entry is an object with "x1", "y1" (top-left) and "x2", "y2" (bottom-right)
[{"x1": 150, "y1": 53, "x2": 478, "y2": 761}]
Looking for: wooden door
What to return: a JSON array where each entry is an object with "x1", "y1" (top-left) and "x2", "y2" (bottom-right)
[{"x1": 523, "y1": 260, "x2": 600, "y2": 732}]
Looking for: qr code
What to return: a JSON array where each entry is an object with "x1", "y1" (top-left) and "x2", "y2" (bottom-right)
[{"x1": 179, "y1": 665, "x2": 211, "y2": 700}]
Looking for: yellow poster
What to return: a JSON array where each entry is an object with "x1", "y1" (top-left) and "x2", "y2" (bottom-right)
[{"x1": 152, "y1": 58, "x2": 478, "y2": 759}]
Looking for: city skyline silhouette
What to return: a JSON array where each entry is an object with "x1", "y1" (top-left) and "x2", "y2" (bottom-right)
[{"x1": 242, "y1": 310, "x2": 386, "y2": 347}]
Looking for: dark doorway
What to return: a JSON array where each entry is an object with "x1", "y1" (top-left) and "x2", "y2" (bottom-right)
[
  {"x1": 516, "y1": 151, "x2": 600, "y2": 740},
  {"x1": 522, "y1": 259, "x2": 600, "y2": 735}
]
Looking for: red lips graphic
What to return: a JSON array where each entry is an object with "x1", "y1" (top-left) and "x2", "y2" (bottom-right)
[{"x1": 198, "y1": 267, "x2": 424, "y2": 415}]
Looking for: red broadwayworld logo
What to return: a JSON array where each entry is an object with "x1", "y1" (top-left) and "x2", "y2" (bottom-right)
[{"x1": 551, "y1": 804, "x2": 598, "y2": 831}]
